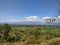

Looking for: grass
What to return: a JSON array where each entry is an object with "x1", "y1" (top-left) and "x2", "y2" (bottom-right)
[{"x1": 0, "y1": 26, "x2": 60, "y2": 45}]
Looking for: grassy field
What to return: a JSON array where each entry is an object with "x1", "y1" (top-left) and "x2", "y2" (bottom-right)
[{"x1": 0, "y1": 25, "x2": 60, "y2": 45}]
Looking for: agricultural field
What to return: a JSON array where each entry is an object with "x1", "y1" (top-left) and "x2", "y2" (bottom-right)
[{"x1": 0, "y1": 24, "x2": 60, "y2": 45}]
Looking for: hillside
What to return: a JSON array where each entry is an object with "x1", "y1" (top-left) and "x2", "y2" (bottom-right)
[{"x1": 0, "y1": 24, "x2": 60, "y2": 45}]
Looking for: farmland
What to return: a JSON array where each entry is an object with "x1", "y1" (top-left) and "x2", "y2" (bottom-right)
[{"x1": 0, "y1": 24, "x2": 60, "y2": 45}]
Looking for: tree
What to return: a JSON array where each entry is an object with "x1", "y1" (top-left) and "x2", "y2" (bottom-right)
[
  {"x1": 1, "y1": 23, "x2": 12, "y2": 41},
  {"x1": 44, "y1": 18, "x2": 52, "y2": 25},
  {"x1": 51, "y1": 19, "x2": 56, "y2": 25},
  {"x1": 2, "y1": 23, "x2": 11, "y2": 30},
  {"x1": 44, "y1": 18, "x2": 56, "y2": 25}
]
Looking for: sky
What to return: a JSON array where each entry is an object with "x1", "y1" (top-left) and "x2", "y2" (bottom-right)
[{"x1": 0, "y1": 0, "x2": 60, "y2": 23}]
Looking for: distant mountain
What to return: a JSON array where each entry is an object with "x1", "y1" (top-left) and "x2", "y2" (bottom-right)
[
  {"x1": 8, "y1": 21, "x2": 44, "y2": 25},
  {"x1": 0, "y1": 21, "x2": 60, "y2": 26}
]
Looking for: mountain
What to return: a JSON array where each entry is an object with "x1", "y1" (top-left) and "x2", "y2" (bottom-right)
[
  {"x1": 0, "y1": 21, "x2": 60, "y2": 26},
  {"x1": 8, "y1": 21, "x2": 44, "y2": 25}
]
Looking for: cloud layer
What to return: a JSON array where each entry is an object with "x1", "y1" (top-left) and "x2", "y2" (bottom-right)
[
  {"x1": 25, "y1": 16, "x2": 40, "y2": 22},
  {"x1": 0, "y1": 16, "x2": 60, "y2": 25}
]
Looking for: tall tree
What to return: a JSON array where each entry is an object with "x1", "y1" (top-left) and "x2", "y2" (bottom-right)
[
  {"x1": 2, "y1": 23, "x2": 11, "y2": 32},
  {"x1": 51, "y1": 19, "x2": 56, "y2": 25}
]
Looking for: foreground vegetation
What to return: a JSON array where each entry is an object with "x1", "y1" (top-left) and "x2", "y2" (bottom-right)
[{"x1": 0, "y1": 24, "x2": 60, "y2": 45}]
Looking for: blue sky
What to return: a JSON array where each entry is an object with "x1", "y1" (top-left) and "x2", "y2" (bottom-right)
[{"x1": 0, "y1": 0, "x2": 60, "y2": 22}]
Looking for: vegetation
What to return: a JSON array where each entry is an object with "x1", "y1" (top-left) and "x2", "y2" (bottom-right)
[{"x1": 0, "y1": 24, "x2": 60, "y2": 45}]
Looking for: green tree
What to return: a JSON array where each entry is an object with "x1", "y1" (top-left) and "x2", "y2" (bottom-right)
[
  {"x1": 51, "y1": 19, "x2": 56, "y2": 25},
  {"x1": 1, "y1": 23, "x2": 12, "y2": 41},
  {"x1": 2, "y1": 23, "x2": 11, "y2": 31}
]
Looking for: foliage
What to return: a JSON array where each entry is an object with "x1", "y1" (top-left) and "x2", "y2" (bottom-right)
[{"x1": 0, "y1": 24, "x2": 60, "y2": 45}]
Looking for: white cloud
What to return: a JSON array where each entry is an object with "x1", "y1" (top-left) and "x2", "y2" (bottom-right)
[
  {"x1": 42, "y1": 17, "x2": 52, "y2": 22},
  {"x1": 0, "y1": 16, "x2": 60, "y2": 25},
  {"x1": 9, "y1": 19, "x2": 24, "y2": 22},
  {"x1": 0, "y1": 19, "x2": 21, "y2": 23},
  {"x1": 10, "y1": 19, "x2": 20, "y2": 22},
  {"x1": 56, "y1": 16, "x2": 60, "y2": 23},
  {"x1": 57, "y1": 16, "x2": 60, "y2": 19},
  {"x1": 43, "y1": 17, "x2": 51, "y2": 20},
  {"x1": 25, "y1": 16, "x2": 40, "y2": 21},
  {"x1": 0, "y1": 19, "x2": 6, "y2": 22}
]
